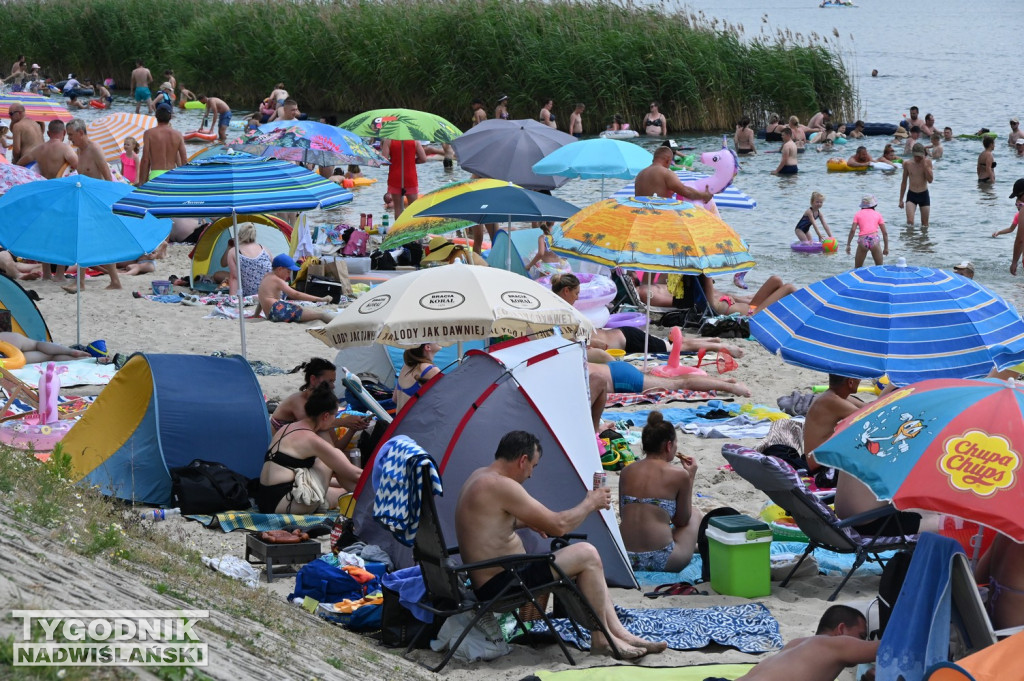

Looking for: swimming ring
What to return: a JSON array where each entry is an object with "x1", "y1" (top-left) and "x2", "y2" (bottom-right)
[
  {"x1": 0, "y1": 341, "x2": 26, "y2": 369},
  {"x1": 184, "y1": 130, "x2": 218, "y2": 142},
  {"x1": 791, "y1": 241, "x2": 824, "y2": 253}
]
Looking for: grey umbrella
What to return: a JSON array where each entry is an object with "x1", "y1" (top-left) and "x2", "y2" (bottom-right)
[{"x1": 451, "y1": 119, "x2": 576, "y2": 191}]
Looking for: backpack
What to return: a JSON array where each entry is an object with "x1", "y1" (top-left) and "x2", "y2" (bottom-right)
[
  {"x1": 877, "y1": 550, "x2": 914, "y2": 636},
  {"x1": 288, "y1": 559, "x2": 379, "y2": 603},
  {"x1": 169, "y1": 460, "x2": 252, "y2": 515}
]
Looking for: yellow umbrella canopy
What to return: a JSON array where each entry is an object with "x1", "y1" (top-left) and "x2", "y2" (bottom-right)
[{"x1": 380, "y1": 178, "x2": 509, "y2": 248}]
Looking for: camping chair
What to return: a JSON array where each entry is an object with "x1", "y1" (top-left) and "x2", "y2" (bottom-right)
[
  {"x1": 613, "y1": 268, "x2": 675, "y2": 322},
  {"x1": 402, "y1": 466, "x2": 621, "y2": 672},
  {"x1": 721, "y1": 444, "x2": 919, "y2": 601},
  {"x1": 0, "y1": 366, "x2": 87, "y2": 422}
]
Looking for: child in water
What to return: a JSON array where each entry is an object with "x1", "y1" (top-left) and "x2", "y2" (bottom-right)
[
  {"x1": 794, "y1": 192, "x2": 833, "y2": 243},
  {"x1": 846, "y1": 195, "x2": 888, "y2": 267}
]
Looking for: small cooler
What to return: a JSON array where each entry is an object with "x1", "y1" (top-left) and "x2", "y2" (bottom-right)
[{"x1": 706, "y1": 514, "x2": 773, "y2": 598}]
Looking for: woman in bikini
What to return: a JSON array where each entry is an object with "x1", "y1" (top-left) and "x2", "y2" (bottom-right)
[
  {"x1": 524, "y1": 223, "x2": 572, "y2": 278},
  {"x1": 734, "y1": 116, "x2": 756, "y2": 155},
  {"x1": 977, "y1": 136, "x2": 996, "y2": 184},
  {"x1": 975, "y1": 535, "x2": 1024, "y2": 630},
  {"x1": 393, "y1": 343, "x2": 441, "y2": 412},
  {"x1": 618, "y1": 410, "x2": 703, "y2": 572},
  {"x1": 270, "y1": 358, "x2": 372, "y2": 443},
  {"x1": 764, "y1": 114, "x2": 785, "y2": 142},
  {"x1": 644, "y1": 102, "x2": 667, "y2": 137},
  {"x1": 255, "y1": 383, "x2": 363, "y2": 514}
]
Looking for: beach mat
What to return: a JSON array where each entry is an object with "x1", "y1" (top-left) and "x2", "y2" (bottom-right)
[
  {"x1": 525, "y1": 603, "x2": 782, "y2": 654},
  {"x1": 523, "y1": 663, "x2": 756, "y2": 681},
  {"x1": 9, "y1": 359, "x2": 116, "y2": 388},
  {"x1": 186, "y1": 511, "x2": 337, "y2": 533},
  {"x1": 605, "y1": 389, "x2": 725, "y2": 407}
]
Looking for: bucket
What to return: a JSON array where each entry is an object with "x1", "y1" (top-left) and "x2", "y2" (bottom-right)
[
  {"x1": 606, "y1": 349, "x2": 626, "y2": 359},
  {"x1": 151, "y1": 280, "x2": 172, "y2": 295}
]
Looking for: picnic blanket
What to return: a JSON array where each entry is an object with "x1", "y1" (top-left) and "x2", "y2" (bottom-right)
[
  {"x1": 526, "y1": 603, "x2": 782, "y2": 654},
  {"x1": 604, "y1": 389, "x2": 724, "y2": 407},
  {"x1": 185, "y1": 511, "x2": 336, "y2": 533},
  {"x1": 9, "y1": 359, "x2": 116, "y2": 387}
]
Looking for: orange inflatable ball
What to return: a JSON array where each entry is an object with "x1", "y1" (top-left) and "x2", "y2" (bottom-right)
[
  {"x1": 821, "y1": 237, "x2": 838, "y2": 254},
  {"x1": 342, "y1": 178, "x2": 355, "y2": 188}
]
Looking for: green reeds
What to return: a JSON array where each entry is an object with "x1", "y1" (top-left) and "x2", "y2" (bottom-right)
[{"x1": 0, "y1": 0, "x2": 854, "y2": 132}]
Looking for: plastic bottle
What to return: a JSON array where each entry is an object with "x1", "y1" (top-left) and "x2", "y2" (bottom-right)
[
  {"x1": 141, "y1": 508, "x2": 181, "y2": 521},
  {"x1": 380, "y1": 212, "x2": 390, "y2": 235}
]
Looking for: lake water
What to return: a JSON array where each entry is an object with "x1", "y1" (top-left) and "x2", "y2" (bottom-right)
[{"x1": 72, "y1": 0, "x2": 1023, "y2": 302}]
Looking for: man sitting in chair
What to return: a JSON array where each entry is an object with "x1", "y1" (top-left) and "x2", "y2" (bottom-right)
[{"x1": 455, "y1": 430, "x2": 667, "y2": 660}]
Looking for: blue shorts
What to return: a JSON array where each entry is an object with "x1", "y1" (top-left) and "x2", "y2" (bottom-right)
[
  {"x1": 268, "y1": 300, "x2": 303, "y2": 323},
  {"x1": 218, "y1": 110, "x2": 232, "y2": 129},
  {"x1": 608, "y1": 361, "x2": 645, "y2": 393},
  {"x1": 134, "y1": 86, "x2": 151, "y2": 102}
]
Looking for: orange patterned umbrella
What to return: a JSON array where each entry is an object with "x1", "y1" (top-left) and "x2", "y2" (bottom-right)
[
  {"x1": 551, "y1": 195, "x2": 753, "y2": 276},
  {"x1": 87, "y1": 113, "x2": 157, "y2": 162},
  {"x1": 0, "y1": 92, "x2": 72, "y2": 122}
]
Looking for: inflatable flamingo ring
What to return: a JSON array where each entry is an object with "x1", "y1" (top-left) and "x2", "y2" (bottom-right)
[
  {"x1": 650, "y1": 327, "x2": 707, "y2": 377},
  {"x1": 676, "y1": 137, "x2": 738, "y2": 218}
]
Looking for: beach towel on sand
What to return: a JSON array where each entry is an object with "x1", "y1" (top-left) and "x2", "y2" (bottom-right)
[
  {"x1": 9, "y1": 359, "x2": 116, "y2": 387},
  {"x1": 877, "y1": 533, "x2": 963, "y2": 681},
  {"x1": 604, "y1": 389, "x2": 724, "y2": 407},
  {"x1": 522, "y1": 663, "x2": 756, "y2": 681},
  {"x1": 185, "y1": 511, "x2": 336, "y2": 533},
  {"x1": 526, "y1": 603, "x2": 782, "y2": 654}
]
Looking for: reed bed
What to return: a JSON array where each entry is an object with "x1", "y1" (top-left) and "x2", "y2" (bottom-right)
[{"x1": 0, "y1": 0, "x2": 854, "y2": 132}]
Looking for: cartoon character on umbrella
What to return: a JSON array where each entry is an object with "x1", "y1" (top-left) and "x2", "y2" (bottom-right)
[{"x1": 859, "y1": 409, "x2": 927, "y2": 457}]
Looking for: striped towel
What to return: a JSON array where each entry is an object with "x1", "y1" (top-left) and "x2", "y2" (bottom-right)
[
  {"x1": 605, "y1": 389, "x2": 726, "y2": 407},
  {"x1": 372, "y1": 435, "x2": 442, "y2": 547},
  {"x1": 185, "y1": 511, "x2": 336, "y2": 533}
]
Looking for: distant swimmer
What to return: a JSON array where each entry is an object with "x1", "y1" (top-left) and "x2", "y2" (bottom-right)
[
  {"x1": 899, "y1": 143, "x2": 934, "y2": 226},
  {"x1": 771, "y1": 127, "x2": 799, "y2": 175},
  {"x1": 1009, "y1": 117, "x2": 1022, "y2": 147},
  {"x1": 871, "y1": 69, "x2": 878, "y2": 77}
]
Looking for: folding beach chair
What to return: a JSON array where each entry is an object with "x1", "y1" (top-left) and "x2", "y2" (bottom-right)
[
  {"x1": 721, "y1": 443, "x2": 919, "y2": 601},
  {"x1": 0, "y1": 366, "x2": 87, "y2": 422}
]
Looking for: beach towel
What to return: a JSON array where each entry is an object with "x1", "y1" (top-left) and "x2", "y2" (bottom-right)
[
  {"x1": 604, "y1": 389, "x2": 723, "y2": 407},
  {"x1": 210, "y1": 351, "x2": 291, "y2": 376},
  {"x1": 2, "y1": 394, "x2": 94, "y2": 417},
  {"x1": 203, "y1": 304, "x2": 263, "y2": 320},
  {"x1": 526, "y1": 603, "x2": 782, "y2": 654},
  {"x1": 680, "y1": 414, "x2": 773, "y2": 439},
  {"x1": 523, "y1": 663, "x2": 756, "y2": 681},
  {"x1": 381, "y1": 566, "x2": 433, "y2": 623},
  {"x1": 877, "y1": 533, "x2": 963, "y2": 681},
  {"x1": 137, "y1": 293, "x2": 185, "y2": 304},
  {"x1": 372, "y1": 435, "x2": 442, "y2": 547},
  {"x1": 185, "y1": 511, "x2": 336, "y2": 533},
  {"x1": 9, "y1": 359, "x2": 116, "y2": 388}
]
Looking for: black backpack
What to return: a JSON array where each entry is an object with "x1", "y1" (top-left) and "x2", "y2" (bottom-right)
[
  {"x1": 169, "y1": 459, "x2": 252, "y2": 515},
  {"x1": 877, "y1": 550, "x2": 914, "y2": 636}
]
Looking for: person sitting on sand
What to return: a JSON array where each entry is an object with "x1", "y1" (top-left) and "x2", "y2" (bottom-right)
[
  {"x1": 0, "y1": 332, "x2": 97, "y2": 364},
  {"x1": 257, "y1": 254, "x2": 336, "y2": 323},
  {"x1": 393, "y1": 343, "x2": 442, "y2": 412},
  {"x1": 0, "y1": 249, "x2": 45, "y2": 281},
  {"x1": 269, "y1": 357, "x2": 371, "y2": 445},
  {"x1": 455, "y1": 430, "x2": 668, "y2": 660},
  {"x1": 420, "y1": 236, "x2": 488, "y2": 267},
  {"x1": 720, "y1": 605, "x2": 877, "y2": 681},
  {"x1": 619, "y1": 410, "x2": 703, "y2": 572},
  {"x1": 219, "y1": 222, "x2": 273, "y2": 297},
  {"x1": 975, "y1": 534, "x2": 1024, "y2": 631},
  {"x1": 116, "y1": 249, "x2": 161, "y2": 276},
  {"x1": 255, "y1": 383, "x2": 363, "y2": 514}
]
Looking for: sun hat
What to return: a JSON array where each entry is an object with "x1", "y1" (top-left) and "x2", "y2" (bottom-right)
[
  {"x1": 159, "y1": 82, "x2": 173, "y2": 91},
  {"x1": 1009, "y1": 178, "x2": 1024, "y2": 199},
  {"x1": 893, "y1": 127, "x2": 909, "y2": 139},
  {"x1": 860, "y1": 195, "x2": 877, "y2": 209},
  {"x1": 1012, "y1": 118, "x2": 1020, "y2": 124},
  {"x1": 272, "y1": 253, "x2": 300, "y2": 271},
  {"x1": 422, "y1": 236, "x2": 459, "y2": 263},
  {"x1": 912, "y1": 142, "x2": 927, "y2": 157},
  {"x1": 30, "y1": 63, "x2": 39, "y2": 69},
  {"x1": 496, "y1": 94, "x2": 508, "y2": 103},
  {"x1": 952, "y1": 261, "x2": 975, "y2": 275}
]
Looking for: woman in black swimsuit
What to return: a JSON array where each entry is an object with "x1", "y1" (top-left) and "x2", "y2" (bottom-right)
[
  {"x1": 644, "y1": 102, "x2": 667, "y2": 136},
  {"x1": 977, "y1": 136, "x2": 996, "y2": 184},
  {"x1": 255, "y1": 383, "x2": 363, "y2": 513}
]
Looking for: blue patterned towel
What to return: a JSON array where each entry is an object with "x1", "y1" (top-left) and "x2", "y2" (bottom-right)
[
  {"x1": 527, "y1": 603, "x2": 782, "y2": 654},
  {"x1": 372, "y1": 435, "x2": 442, "y2": 546}
]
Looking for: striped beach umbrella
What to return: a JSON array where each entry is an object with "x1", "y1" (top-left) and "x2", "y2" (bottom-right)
[
  {"x1": 612, "y1": 170, "x2": 757, "y2": 210},
  {"x1": 87, "y1": 113, "x2": 157, "y2": 163},
  {"x1": 750, "y1": 261, "x2": 1024, "y2": 385},
  {"x1": 112, "y1": 152, "x2": 353, "y2": 356},
  {"x1": 0, "y1": 92, "x2": 73, "y2": 122}
]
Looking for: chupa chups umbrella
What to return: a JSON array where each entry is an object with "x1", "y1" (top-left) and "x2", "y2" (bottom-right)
[
  {"x1": 112, "y1": 152, "x2": 352, "y2": 356},
  {"x1": 813, "y1": 377, "x2": 1024, "y2": 542},
  {"x1": 87, "y1": 112, "x2": 157, "y2": 162},
  {"x1": 751, "y1": 260, "x2": 1024, "y2": 385},
  {"x1": 339, "y1": 108, "x2": 461, "y2": 144},
  {"x1": 308, "y1": 263, "x2": 592, "y2": 350},
  {"x1": 0, "y1": 92, "x2": 73, "y2": 122},
  {"x1": 227, "y1": 120, "x2": 388, "y2": 167},
  {"x1": 533, "y1": 137, "x2": 653, "y2": 194},
  {"x1": 451, "y1": 118, "x2": 576, "y2": 191},
  {"x1": 0, "y1": 175, "x2": 171, "y2": 344},
  {"x1": 380, "y1": 177, "x2": 508, "y2": 249}
]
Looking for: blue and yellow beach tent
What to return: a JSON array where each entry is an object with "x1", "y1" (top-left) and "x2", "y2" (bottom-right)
[
  {"x1": 190, "y1": 214, "x2": 293, "y2": 291},
  {"x1": 0, "y1": 272, "x2": 49, "y2": 341},
  {"x1": 64, "y1": 354, "x2": 270, "y2": 505}
]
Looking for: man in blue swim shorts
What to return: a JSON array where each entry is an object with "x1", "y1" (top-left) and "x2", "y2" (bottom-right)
[
  {"x1": 199, "y1": 95, "x2": 232, "y2": 143},
  {"x1": 591, "y1": 360, "x2": 751, "y2": 397},
  {"x1": 258, "y1": 254, "x2": 336, "y2": 323},
  {"x1": 130, "y1": 59, "x2": 153, "y2": 114}
]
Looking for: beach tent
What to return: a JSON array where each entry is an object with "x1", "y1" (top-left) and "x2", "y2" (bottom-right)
[
  {"x1": 0, "y1": 272, "x2": 49, "y2": 341},
  {"x1": 349, "y1": 334, "x2": 638, "y2": 588},
  {"x1": 190, "y1": 214, "x2": 293, "y2": 291},
  {"x1": 64, "y1": 353, "x2": 270, "y2": 505},
  {"x1": 334, "y1": 341, "x2": 487, "y2": 388},
  {"x1": 487, "y1": 227, "x2": 542, "y2": 275}
]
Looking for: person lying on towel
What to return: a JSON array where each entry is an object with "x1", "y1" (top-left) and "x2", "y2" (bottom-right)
[
  {"x1": 257, "y1": 254, "x2": 337, "y2": 323},
  {"x1": 0, "y1": 332, "x2": 104, "y2": 364},
  {"x1": 455, "y1": 430, "x2": 668, "y2": 661},
  {"x1": 708, "y1": 605, "x2": 877, "y2": 681}
]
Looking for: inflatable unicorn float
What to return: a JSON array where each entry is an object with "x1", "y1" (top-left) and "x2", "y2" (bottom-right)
[{"x1": 674, "y1": 136, "x2": 739, "y2": 218}]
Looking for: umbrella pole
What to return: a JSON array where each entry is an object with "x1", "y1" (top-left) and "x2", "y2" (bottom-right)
[
  {"x1": 76, "y1": 268, "x2": 81, "y2": 347},
  {"x1": 506, "y1": 218, "x2": 512, "y2": 270},
  {"x1": 643, "y1": 284, "x2": 651, "y2": 373},
  {"x1": 233, "y1": 212, "x2": 248, "y2": 358}
]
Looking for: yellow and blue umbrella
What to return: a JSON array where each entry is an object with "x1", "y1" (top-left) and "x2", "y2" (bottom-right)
[
  {"x1": 226, "y1": 120, "x2": 388, "y2": 167},
  {"x1": 551, "y1": 195, "x2": 753, "y2": 276},
  {"x1": 380, "y1": 178, "x2": 507, "y2": 249},
  {"x1": 751, "y1": 262, "x2": 1024, "y2": 385}
]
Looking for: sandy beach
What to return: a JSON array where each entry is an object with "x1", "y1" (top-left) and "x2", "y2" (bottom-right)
[{"x1": 0, "y1": 243, "x2": 891, "y2": 680}]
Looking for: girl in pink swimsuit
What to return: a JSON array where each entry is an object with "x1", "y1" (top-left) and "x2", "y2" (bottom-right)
[{"x1": 846, "y1": 195, "x2": 888, "y2": 267}]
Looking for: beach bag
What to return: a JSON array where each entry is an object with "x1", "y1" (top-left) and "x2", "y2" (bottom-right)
[
  {"x1": 289, "y1": 559, "x2": 378, "y2": 603},
  {"x1": 877, "y1": 550, "x2": 914, "y2": 636},
  {"x1": 342, "y1": 229, "x2": 369, "y2": 256},
  {"x1": 697, "y1": 315, "x2": 750, "y2": 339},
  {"x1": 169, "y1": 460, "x2": 252, "y2": 515},
  {"x1": 380, "y1": 586, "x2": 441, "y2": 648},
  {"x1": 305, "y1": 257, "x2": 352, "y2": 293}
]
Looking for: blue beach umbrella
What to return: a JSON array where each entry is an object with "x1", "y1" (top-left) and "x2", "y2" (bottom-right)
[
  {"x1": 0, "y1": 175, "x2": 171, "y2": 344},
  {"x1": 113, "y1": 152, "x2": 353, "y2": 356},
  {"x1": 533, "y1": 138, "x2": 654, "y2": 195},
  {"x1": 226, "y1": 120, "x2": 389, "y2": 167},
  {"x1": 750, "y1": 261, "x2": 1024, "y2": 385}
]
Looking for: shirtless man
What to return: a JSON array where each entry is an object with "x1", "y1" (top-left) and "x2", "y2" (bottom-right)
[
  {"x1": 634, "y1": 147, "x2": 712, "y2": 202},
  {"x1": 771, "y1": 128, "x2": 799, "y2": 175},
  {"x1": 198, "y1": 95, "x2": 232, "y2": 142},
  {"x1": 1009, "y1": 118, "x2": 1022, "y2": 148},
  {"x1": 846, "y1": 146, "x2": 878, "y2": 169},
  {"x1": 269, "y1": 98, "x2": 299, "y2": 123},
  {"x1": 919, "y1": 113, "x2": 937, "y2": 137},
  {"x1": 539, "y1": 99, "x2": 556, "y2": 129},
  {"x1": 899, "y1": 143, "x2": 934, "y2": 226},
  {"x1": 17, "y1": 120, "x2": 77, "y2": 179},
  {"x1": 568, "y1": 103, "x2": 585, "y2": 139},
  {"x1": 455, "y1": 430, "x2": 668, "y2": 660},
  {"x1": 138, "y1": 107, "x2": 187, "y2": 185},
  {"x1": 130, "y1": 59, "x2": 153, "y2": 114},
  {"x1": 64, "y1": 119, "x2": 121, "y2": 292},
  {"x1": 806, "y1": 107, "x2": 831, "y2": 133},
  {"x1": 177, "y1": 83, "x2": 196, "y2": 108},
  {"x1": 906, "y1": 105, "x2": 922, "y2": 132},
  {"x1": 730, "y1": 605, "x2": 877, "y2": 681},
  {"x1": 803, "y1": 374, "x2": 862, "y2": 469},
  {"x1": 848, "y1": 120, "x2": 866, "y2": 139},
  {"x1": 257, "y1": 254, "x2": 335, "y2": 323},
  {"x1": 8, "y1": 104, "x2": 43, "y2": 164},
  {"x1": 470, "y1": 99, "x2": 487, "y2": 126}
]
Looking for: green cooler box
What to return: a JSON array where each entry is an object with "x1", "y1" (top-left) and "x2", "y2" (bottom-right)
[{"x1": 706, "y1": 514, "x2": 773, "y2": 597}]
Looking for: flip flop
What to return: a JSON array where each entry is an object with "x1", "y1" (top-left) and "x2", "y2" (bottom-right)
[{"x1": 643, "y1": 582, "x2": 707, "y2": 598}]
